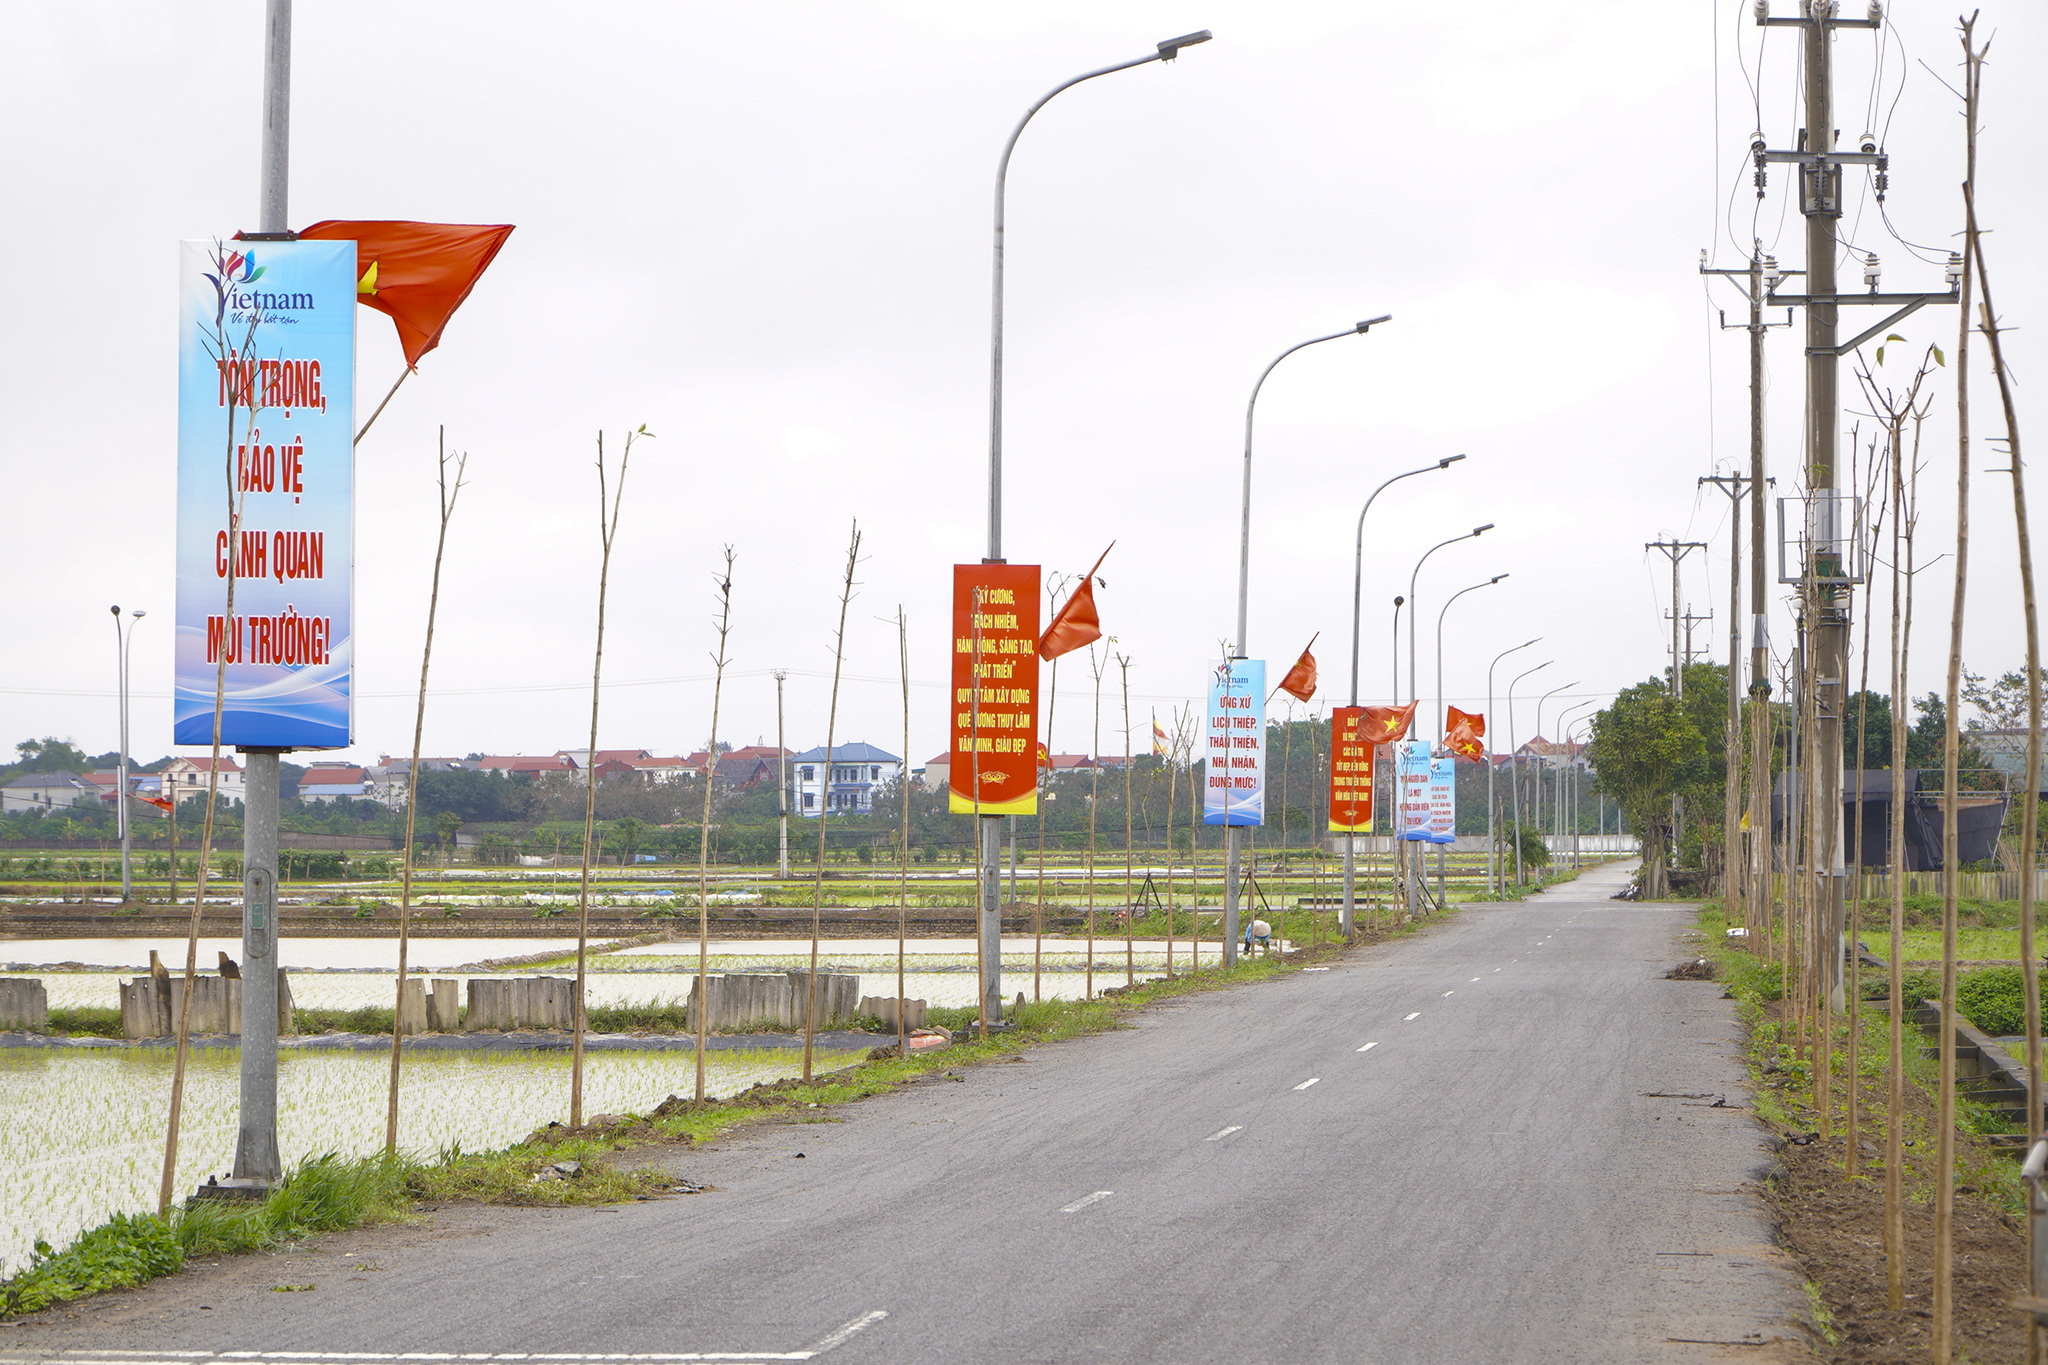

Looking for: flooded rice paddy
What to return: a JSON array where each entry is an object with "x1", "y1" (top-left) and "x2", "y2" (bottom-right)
[{"x1": 0, "y1": 1045, "x2": 806, "y2": 1281}]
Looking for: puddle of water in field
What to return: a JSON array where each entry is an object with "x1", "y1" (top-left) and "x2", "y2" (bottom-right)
[
  {"x1": 0, "y1": 1046, "x2": 808, "y2": 1280},
  {"x1": 0, "y1": 937, "x2": 589, "y2": 972}
]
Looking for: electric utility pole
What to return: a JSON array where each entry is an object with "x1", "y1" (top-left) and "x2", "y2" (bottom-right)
[
  {"x1": 1646, "y1": 541, "x2": 1706, "y2": 697},
  {"x1": 1753, "y1": 0, "x2": 1957, "y2": 1004},
  {"x1": 1700, "y1": 471, "x2": 1757, "y2": 913},
  {"x1": 1700, "y1": 248, "x2": 1792, "y2": 936},
  {"x1": 1681, "y1": 608, "x2": 1715, "y2": 667}
]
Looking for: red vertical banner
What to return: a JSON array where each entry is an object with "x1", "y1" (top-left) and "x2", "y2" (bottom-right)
[
  {"x1": 949, "y1": 564, "x2": 1041, "y2": 816},
  {"x1": 1327, "y1": 705, "x2": 1375, "y2": 832}
]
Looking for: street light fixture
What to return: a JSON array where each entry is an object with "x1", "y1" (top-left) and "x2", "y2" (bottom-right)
[
  {"x1": 1334, "y1": 456, "x2": 1466, "y2": 940},
  {"x1": 1224, "y1": 315, "x2": 1391, "y2": 965},
  {"x1": 1504, "y1": 659, "x2": 1552, "y2": 890},
  {"x1": 1486, "y1": 638, "x2": 1541, "y2": 897},
  {"x1": 1552, "y1": 697, "x2": 1601, "y2": 851},
  {"x1": 110, "y1": 605, "x2": 146, "y2": 903},
  {"x1": 980, "y1": 31, "x2": 1211, "y2": 1020},
  {"x1": 1395, "y1": 524, "x2": 1489, "y2": 919},
  {"x1": 1349, "y1": 455, "x2": 1465, "y2": 706},
  {"x1": 1530, "y1": 681, "x2": 1581, "y2": 862},
  {"x1": 1429, "y1": 575, "x2": 1504, "y2": 909}
]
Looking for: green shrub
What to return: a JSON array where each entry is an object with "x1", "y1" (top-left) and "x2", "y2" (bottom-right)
[
  {"x1": 1956, "y1": 965, "x2": 2027, "y2": 1037},
  {"x1": 0, "y1": 1213, "x2": 183, "y2": 1316}
]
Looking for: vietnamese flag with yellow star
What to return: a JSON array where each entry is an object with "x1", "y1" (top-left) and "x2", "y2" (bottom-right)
[
  {"x1": 1360, "y1": 701, "x2": 1417, "y2": 745},
  {"x1": 1445, "y1": 706, "x2": 1486, "y2": 762},
  {"x1": 296, "y1": 221, "x2": 515, "y2": 368}
]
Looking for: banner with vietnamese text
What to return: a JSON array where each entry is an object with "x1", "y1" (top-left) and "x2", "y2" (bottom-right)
[
  {"x1": 1396, "y1": 740, "x2": 1432, "y2": 841},
  {"x1": 1327, "y1": 705, "x2": 1374, "y2": 832},
  {"x1": 175, "y1": 239, "x2": 356, "y2": 748},
  {"x1": 1203, "y1": 659, "x2": 1265, "y2": 825},
  {"x1": 1426, "y1": 756, "x2": 1456, "y2": 844},
  {"x1": 948, "y1": 564, "x2": 1040, "y2": 816}
]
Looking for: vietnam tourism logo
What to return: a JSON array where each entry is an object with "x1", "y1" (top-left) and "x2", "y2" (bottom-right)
[{"x1": 203, "y1": 251, "x2": 267, "y2": 325}]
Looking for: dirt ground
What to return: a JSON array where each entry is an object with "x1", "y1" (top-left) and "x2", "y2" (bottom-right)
[{"x1": 1763, "y1": 1064, "x2": 2035, "y2": 1363}]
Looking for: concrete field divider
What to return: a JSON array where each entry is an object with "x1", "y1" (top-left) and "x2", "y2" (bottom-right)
[
  {"x1": 0, "y1": 978, "x2": 48, "y2": 1031},
  {"x1": 118, "y1": 970, "x2": 295, "y2": 1039},
  {"x1": 687, "y1": 970, "x2": 858, "y2": 1033}
]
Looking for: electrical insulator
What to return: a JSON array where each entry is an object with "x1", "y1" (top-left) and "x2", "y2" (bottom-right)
[
  {"x1": 1868, "y1": 2, "x2": 1884, "y2": 21},
  {"x1": 1874, "y1": 159, "x2": 1888, "y2": 203},
  {"x1": 1763, "y1": 256, "x2": 1783, "y2": 290},
  {"x1": 1752, "y1": 135, "x2": 1769, "y2": 200},
  {"x1": 1945, "y1": 252, "x2": 1964, "y2": 288},
  {"x1": 1863, "y1": 253, "x2": 1881, "y2": 290},
  {"x1": 1754, "y1": 0, "x2": 1770, "y2": 21},
  {"x1": 1859, "y1": 132, "x2": 1877, "y2": 155}
]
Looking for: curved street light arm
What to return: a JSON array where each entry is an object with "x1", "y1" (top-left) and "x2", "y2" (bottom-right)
[
  {"x1": 1233, "y1": 319, "x2": 1389, "y2": 655},
  {"x1": 1405, "y1": 523, "x2": 1492, "y2": 708},
  {"x1": 1434, "y1": 575, "x2": 1507, "y2": 748},
  {"x1": 1348, "y1": 454, "x2": 1466, "y2": 705},
  {"x1": 987, "y1": 33, "x2": 1209, "y2": 562}
]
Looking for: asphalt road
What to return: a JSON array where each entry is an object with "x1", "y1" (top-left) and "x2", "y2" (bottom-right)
[{"x1": 5, "y1": 860, "x2": 1810, "y2": 1363}]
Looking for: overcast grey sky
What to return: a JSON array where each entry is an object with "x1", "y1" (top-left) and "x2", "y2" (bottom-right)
[{"x1": 2, "y1": 1, "x2": 2042, "y2": 771}]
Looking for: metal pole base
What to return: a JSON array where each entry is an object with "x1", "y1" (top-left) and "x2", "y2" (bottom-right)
[{"x1": 979, "y1": 816, "x2": 1003, "y2": 1023}]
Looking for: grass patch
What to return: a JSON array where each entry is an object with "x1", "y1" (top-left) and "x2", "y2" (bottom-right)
[
  {"x1": 0, "y1": 1153, "x2": 413, "y2": 1319},
  {"x1": 43, "y1": 1006, "x2": 122, "y2": 1038}
]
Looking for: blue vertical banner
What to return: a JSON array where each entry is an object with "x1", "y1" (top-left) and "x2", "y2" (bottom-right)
[
  {"x1": 1426, "y1": 756, "x2": 1457, "y2": 844},
  {"x1": 174, "y1": 239, "x2": 356, "y2": 748},
  {"x1": 1396, "y1": 740, "x2": 1432, "y2": 841},
  {"x1": 1203, "y1": 659, "x2": 1265, "y2": 826}
]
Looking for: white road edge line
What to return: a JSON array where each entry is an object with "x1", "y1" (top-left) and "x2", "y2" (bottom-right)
[
  {"x1": 1404, "y1": 1012, "x2": 1421, "y2": 1021},
  {"x1": 1206, "y1": 1124, "x2": 1244, "y2": 1141},
  {"x1": 1293, "y1": 1077, "x2": 1321, "y2": 1090},
  {"x1": 1060, "y1": 1190, "x2": 1114, "y2": 1213},
  {"x1": 807, "y1": 1309, "x2": 889, "y2": 1355},
  {"x1": 1357, "y1": 1041, "x2": 1378, "y2": 1052}
]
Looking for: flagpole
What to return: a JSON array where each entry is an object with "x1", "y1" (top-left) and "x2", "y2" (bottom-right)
[{"x1": 1230, "y1": 319, "x2": 1389, "y2": 962}]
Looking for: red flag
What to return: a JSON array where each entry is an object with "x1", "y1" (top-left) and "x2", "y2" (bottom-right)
[
  {"x1": 143, "y1": 795, "x2": 175, "y2": 812},
  {"x1": 1276, "y1": 634, "x2": 1319, "y2": 702},
  {"x1": 1037, "y1": 543, "x2": 1114, "y2": 661},
  {"x1": 1360, "y1": 702, "x2": 1416, "y2": 744},
  {"x1": 295, "y1": 221, "x2": 515, "y2": 368},
  {"x1": 1445, "y1": 706, "x2": 1487, "y2": 762}
]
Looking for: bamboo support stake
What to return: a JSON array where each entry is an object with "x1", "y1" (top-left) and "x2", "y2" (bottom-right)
[
  {"x1": 1086, "y1": 644, "x2": 1104, "y2": 1000},
  {"x1": 161, "y1": 281, "x2": 262, "y2": 1212},
  {"x1": 693, "y1": 549, "x2": 736, "y2": 1103},
  {"x1": 805, "y1": 522, "x2": 861, "y2": 1078},
  {"x1": 1936, "y1": 32, "x2": 1982, "y2": 1349},
  {"x1": 571, "y1": 426, "x2": 646, "y2": 1128},
  {"x1": 1960, "y1": 29, "x2": 2043, "y2": 1353},
  {"x1": 385, "y1": 431, "x2": 466, "y2": 1152},
  {"x1": 1884, "y1": 367, "x2": 1917, "y2": 1311}
]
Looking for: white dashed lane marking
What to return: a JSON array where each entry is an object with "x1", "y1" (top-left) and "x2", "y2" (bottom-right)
[
  {"x1": 1206, "y1": 1125, "x2": 1244, "y2": 1141},
  {"x1": 1357, "y1": 1041, "x2": 1379, "y2": 1052},
  {"x1": 1060, "y1": 1191, "x2": 1114, "y2": 1213},
  {"x1": 1294, "y1": 1078, "x2": 1321, "y2": 1091},
  {"x1": 1442, "y1": 990, "x2": 1455, "y2": 997},
  {"x1": 1404, "y1": 1012, "x2": 1421, "y2": 1021}
]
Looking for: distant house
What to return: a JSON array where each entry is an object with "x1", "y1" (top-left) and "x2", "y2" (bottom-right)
[
  {"x1": 163, "y1": 756, "x2": 247, "y2": 806},
  {"x1": 685, "y1": 746, "x2": 788, "y2": 790},
  {"x1": 474, "y1": 755, "x2": 575, "y2": 780},
  {"x1": 365, "y1": 756, "x2": 473, "y2": 807},
  {"x1": 1514, "y1": 736, "x2": 1587, "y2": 770},
  {"x1": 1, "y1": 770, "x2": 98, "y2": 814},
  {"x1": 790, "y1": 742, "x2": 901, "y2": 816},
  {"x1": 298, "y1": 764, "x2": 369, "y2": 803},
  {"x1": 919, "y1": 750, "x2": 952, "y2": 793},
  {"x1": 628, "y1": 757, "x2": 703, "y2": 785}
]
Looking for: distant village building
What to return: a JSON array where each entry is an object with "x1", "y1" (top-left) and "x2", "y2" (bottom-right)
[
  {"x1": 364, "y1": 756, "x2": 474, "y2": 807},
  {"x1": 790, "y1": 742, "x2": 901, "y2": 816},
  {"x1": 162, "y1": 756, "x2": 247, "y2": 805},
  {"x1": 1, "y1": 770, "x2": 99, "y2": 814},
  {"x1": 297, "y1": 763, "x2": 369, "y2": 803}
]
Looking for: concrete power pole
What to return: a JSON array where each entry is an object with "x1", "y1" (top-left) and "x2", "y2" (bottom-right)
[
  {"x1": 1754, "y1": 0, "x2": 1956, "y2": 1002},
  {"x1": 1680, "y1": 608, "x2": 1714, "y2": 667},
  {"x1": 1646, "y1": 542, "x2": 1706, "y2": 698},
  {"x1": 229, "y1": 0, "x2": 295, "y2": 1190},
  {"x1": 1647, "y1": 540, "x2": 1705, "y2": 879},
  {"x1": 1701, "y1": 248, "x2": 1791, "y2": 936},
  {"x1": 1700, "y1": 472, "x2": 1756, "y2": 915}
]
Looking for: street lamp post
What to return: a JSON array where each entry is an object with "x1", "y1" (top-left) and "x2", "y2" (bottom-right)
[
  {"x1": 1530, "y1": 681, "x2": 1580, "y2": 869},
  {"x1": 981, "y1": 29, "x2": 1211, "y2": 1020},
  {"x1": 1399, "y1": 525, "x2": 1491, "y2": 918},
  {"x1": 1339, "y1": 457, "x2": 1465, "y2": 938},
  {"x1": 1224, "y1": 316, "x2": 1392, "y2": 965},
  {"x1": 110, "y1": 606, "x2": 145, "y2": 903},
  {"x1": 1553, "y1": 698, "x2": 1600, "y2": 858},
  {"x1": 1432, "y1": 576, "x2": 1505, "y2": 908},
  {"x1": 1504, "y1": 659, "x2": 1552, "y2": 891},
  {"x1": 773, "y1": 671, "x2": 789, "y2": 879},
  {"x1": 1486, "y1": 638, "x2": 1541, "y2": 897}
]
